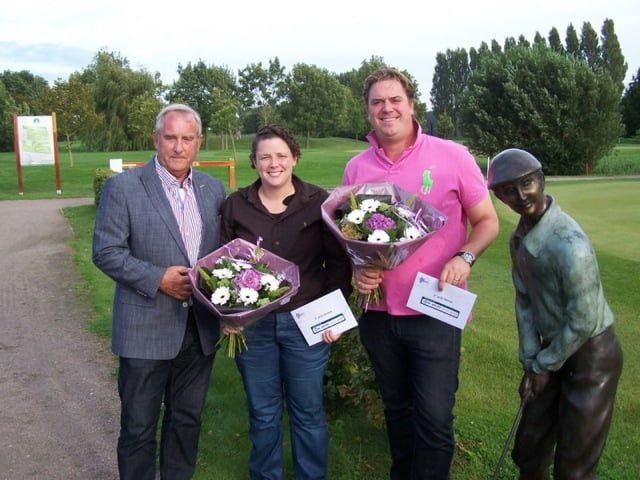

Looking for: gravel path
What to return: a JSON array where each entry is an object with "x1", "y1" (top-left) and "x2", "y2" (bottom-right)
[{"x1": 0, "y1": 198, "x2": 119, "y2": 480}]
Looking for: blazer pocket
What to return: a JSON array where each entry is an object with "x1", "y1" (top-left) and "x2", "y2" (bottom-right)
[{"x1": 117, "y1": 288, "x2": 155, "y2": 308}]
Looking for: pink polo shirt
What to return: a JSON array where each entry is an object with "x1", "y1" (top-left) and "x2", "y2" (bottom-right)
[{"x1": 343, "y1": 124, "x2": 489, "y2": 315}]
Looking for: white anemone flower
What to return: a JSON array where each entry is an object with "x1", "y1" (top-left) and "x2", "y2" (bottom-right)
[
  {"x1": 211, "y1": 287, "x2": 231, "y2": 305},
  {"x1": 368, "y1": 230, "x2": 391, "y2": 243},
  {"x1": 346, "y1": 209, "x2": 366, "y2": 224},
  {"x1": 261, "y1": 273, "x2": 280, "y2": 292},
  {"x1": 400, "y1": 225, "x2": 422, "y2": 241},
  {"x1": 360, "y1": 198, "x2": 381, "y2": 212},
  {"x1": 239, "y1": 288, "x2": 259, "y2": 306},
  {"x1": 212, "y1": 268, "x2": 234, "y2": 279},
  {"x1": 235, "y1": 260, "x2": 253, "y2": 270}
]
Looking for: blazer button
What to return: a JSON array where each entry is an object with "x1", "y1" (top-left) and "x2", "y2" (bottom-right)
[{"x1": 182, "y1": 301, "x2": 189, "y2": 308}]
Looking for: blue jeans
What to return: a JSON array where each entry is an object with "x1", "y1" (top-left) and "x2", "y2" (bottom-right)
[
  {"x1": 359, "y1": 311, "x2": 461, "y2": 480},
  {"x1": 236, "y1": 312, "x2": 330, "y2": 480}
]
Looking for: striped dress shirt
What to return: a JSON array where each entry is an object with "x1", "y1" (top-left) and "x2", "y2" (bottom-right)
[{"x1": 155, "y1": 158, "x2": 203, "y2": 266}]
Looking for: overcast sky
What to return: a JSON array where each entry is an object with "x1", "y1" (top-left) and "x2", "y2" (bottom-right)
[{"x1": 2, "y1": 0, "x2": 638, "y2": 108}]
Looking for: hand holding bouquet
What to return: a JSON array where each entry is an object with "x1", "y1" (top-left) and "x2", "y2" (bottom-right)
[
  {"x1": 321, "y1": 183, "x2": 446, "y2": 309},
  {"x1": 189, "y1": 238, "x2": 300, "y2": 357}
]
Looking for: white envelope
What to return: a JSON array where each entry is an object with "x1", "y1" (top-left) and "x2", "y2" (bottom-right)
[
  {"x1": 291, "y1": 289, "x2": 358, "y2": 346},
  {"x1": 406, "y1": 272, "x2": 477, "y2": 329}
]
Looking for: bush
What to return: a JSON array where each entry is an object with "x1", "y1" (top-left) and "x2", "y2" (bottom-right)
[
  {"x1": 325, "y1": 328, "x2": 385, "y2": 427},
  {"x1": 93, "y1": 168, "x2": 116, "y2": 206},
  {"x1": 592, "y1": 148, "x2": 640, "y2": 175},
  {"x1": 324, "y1": 288, "x2": 385, "y2": 426}
]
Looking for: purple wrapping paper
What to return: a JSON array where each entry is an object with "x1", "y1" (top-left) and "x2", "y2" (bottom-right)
[
  {"x1": 321, "y1": 183, "x2": 447, "y2": 269},
  {"x1": 189, "y1": 238, "x2": 300, "y2": 328}
]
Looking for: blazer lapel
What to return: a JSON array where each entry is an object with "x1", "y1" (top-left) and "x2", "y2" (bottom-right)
[{"x1": 139, "y1": 160, "x2": 189, "y2": 261}]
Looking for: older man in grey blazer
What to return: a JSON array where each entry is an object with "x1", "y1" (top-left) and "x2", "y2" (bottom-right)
[{"x1": 93, "y1": 104, "x2": 226, "y2": 480}]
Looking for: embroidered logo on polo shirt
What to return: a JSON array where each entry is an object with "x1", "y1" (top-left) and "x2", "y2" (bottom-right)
[{"x1": 421, "y1": 169, "x2": 433, "y2": 194}]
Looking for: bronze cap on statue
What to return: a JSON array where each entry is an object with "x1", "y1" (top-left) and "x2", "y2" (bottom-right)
[{"x1": 488, "y1": 148, "x2": 542, "y2": 190}]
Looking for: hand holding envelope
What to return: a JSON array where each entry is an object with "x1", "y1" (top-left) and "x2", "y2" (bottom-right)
[
  {"x1": 291, "y1": 289, "x2": 358, "y2": 346},
  {"x1": 406, "y1": 272, "x2": 478, "y2": 329}
]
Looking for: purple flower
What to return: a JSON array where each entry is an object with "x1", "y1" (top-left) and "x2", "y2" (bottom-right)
[
  {"x1": 366, "y1": 213, "x2": 396, "y2": 231},
  {"x1": 233, "y1": 269, "x2": 262, "y2": 290}
]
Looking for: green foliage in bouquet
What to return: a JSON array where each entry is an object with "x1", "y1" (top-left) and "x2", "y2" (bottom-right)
[
  {"x1": 196, "y1": 250, "x2": 291, "y2": 358},
  {"x1": 336, "y1": 192, "x2": 427, "y2": 244},
  {"x1": 197, "y1": 259, "x2": 290, "y2": 311}
]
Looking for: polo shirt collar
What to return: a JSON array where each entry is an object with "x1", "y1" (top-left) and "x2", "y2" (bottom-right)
[{"x1": 366, "y1": 119, "x2": 423, "y2": 164}]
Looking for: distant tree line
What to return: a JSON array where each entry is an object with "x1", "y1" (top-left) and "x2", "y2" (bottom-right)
[
  {"x1": 429, "y1": 18, "x2": 639, "y2": 174},
  {"x1": 0, "y1": 54, "x2": 426, "y2": 155},
  {"x1": 1, "y1": 18, "x2": 638, "y2": 175}
]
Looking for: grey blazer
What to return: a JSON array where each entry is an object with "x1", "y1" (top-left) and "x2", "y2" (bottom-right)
[{"x1": 93, "y1": 160, "x2": 226, "y2": 359}]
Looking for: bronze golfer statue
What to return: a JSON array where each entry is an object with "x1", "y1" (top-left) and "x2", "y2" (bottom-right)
[{"x1": 488, "y1": 148, "x2": 623, "y2": 480}]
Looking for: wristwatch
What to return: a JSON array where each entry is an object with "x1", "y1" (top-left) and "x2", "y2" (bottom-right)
[{"x1": 455, "y1": 251, "x2": 476, "y2": 267}]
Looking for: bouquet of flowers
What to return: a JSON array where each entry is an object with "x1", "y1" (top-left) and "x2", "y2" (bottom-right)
[
  {"x1": 321, "y1": 182, "x2": 446, "y2": 309},
  {"x1": 189, "y1": 238, "x2": 300, "y2": 357}
]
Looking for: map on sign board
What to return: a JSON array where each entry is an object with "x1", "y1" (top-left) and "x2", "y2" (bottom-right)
[{"x1": 17, "y1": 116, "x2": 55, "y2": 166}]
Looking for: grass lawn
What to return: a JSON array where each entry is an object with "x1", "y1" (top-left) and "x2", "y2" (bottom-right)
[
  {"x1": 0, "y1": 136, "x2": 366, "y2": 200},
  {"x1": 3, "y1": 138, "x2": 639, "y2": 478}
]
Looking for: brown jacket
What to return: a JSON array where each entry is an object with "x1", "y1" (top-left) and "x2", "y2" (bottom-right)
[{"x1": 221, "y1": 176, "x2": 352, "y2": 311}]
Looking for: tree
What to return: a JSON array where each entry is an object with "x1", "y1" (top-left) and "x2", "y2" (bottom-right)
[
  {"x1": 167, "y1": 60, "x2": 237, "y2": 142},
  {"x1": 580, "y1": 21, "x2": 600, "y2": 70},
  {"x1": 548, "y1": 27, "x2": 564, "y2": 54},
  {"x1": 470, "y1": 42, "x2": 490, "y2": 71},
  {"x1": 436, "y1": 111, "x2": 454, "y2": 139},
  {"x1": 469, "y1": 47, "x2": 480, "y2": 71},
  {"x1": 533, "y1": 31, "x2": 546, "y2": 47},
  {"x1": 565, "y1": 24, "x2": 580, "y2": 56},
  {"x1": 0, "y1": 70, "x2": 49, "y2": 114},
  {"x1": 44, "y1": 74, "x2": 101, "y2": 165},
  {"x1": 339, "y1": 91, "x2": 368, "y2": 140},
  {"x1": 337, "y1": 56, "x2": 387, "y2": 139},
  {"x1": 461, "y1": 45, "x2": 623, "y2": 175},
  {"x1": 338, "y1": 55, "x2": 387, "y2": 99},
  {"x1": 431, "y1": 53, "x2": 452, "y2": 117},
  {"x1": 430, "y1": 49, "x2": 469, "y2": 137},
  {"x1": 491, "y1": 39, "x2": 502, "y2": 54},
  {"x1": 209, "y1": 88, "x2": 241, "y2": 155},
  {"x1": 280, "y1": 64, "x2": 349, "y2": 147},
  {"x1": 80, "y1": 50, "x2": 160, "y2": 151},
  {"x1": 517, "y1": 35, "x2": 530, "y2": 48},
  {"x1": 600, "y1": 18, "x2": 627, "y2": 94},
  {"x1": 621, "y1": 67, "x2": 640, "y2": 137},
  {"x1": 0, "y1": 81, "x2": 18, "y2": 151},
  {"x1": 503, "y1": 37, "x2": 516, "y2": 52},
  {"x1": 127, "y1": 93, "x2": 164, "y2": 151},
  {"x1": 238, "y1": 58, "x2": 286, "y2": 129}
]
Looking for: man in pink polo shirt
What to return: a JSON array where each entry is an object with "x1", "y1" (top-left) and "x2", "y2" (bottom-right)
[{"x1": 345, "y1": 67, "x2": 499, "y2": 479}]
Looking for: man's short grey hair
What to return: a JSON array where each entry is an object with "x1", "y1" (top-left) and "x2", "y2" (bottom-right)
[{"x1": 154, "y1": 104, "x2": 202, "y2": 137}]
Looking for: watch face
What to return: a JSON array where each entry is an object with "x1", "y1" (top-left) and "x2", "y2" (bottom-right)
[{"x1": 461, "y1": 252, "x2": 475, "y2": 265}]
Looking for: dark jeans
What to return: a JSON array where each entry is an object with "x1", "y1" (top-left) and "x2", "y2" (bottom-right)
[
  {"x1": 236, "y1": 312, "x2": 330, "y2": 480},
  {"x1": 359, "y1": 311, "x2": 461, "y2": 480},
  {"x1": 512, "y1": 326, "x2": 623, "y2": 479},
  {"x1": 117, "y1": 314, "x2": 215, "y2": 480}
]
